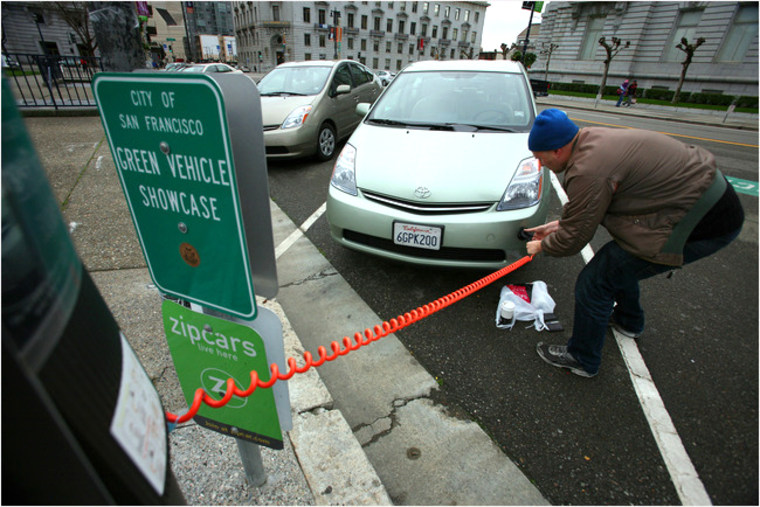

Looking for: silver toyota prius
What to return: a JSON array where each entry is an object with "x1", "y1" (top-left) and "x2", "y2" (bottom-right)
[{"x1": 326, "y1": 59, "x2": 551, "y2": 269}]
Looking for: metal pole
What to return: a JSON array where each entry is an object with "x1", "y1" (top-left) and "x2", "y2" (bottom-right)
[
  {"x1": 236, "y1": 440, "x2": 267, "y2": 487},
  {"x1": 522, "y1": 5, "x2": 535, "y2": 66}
]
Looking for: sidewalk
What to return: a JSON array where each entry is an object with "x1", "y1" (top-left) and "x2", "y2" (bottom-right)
[
  {"x1": 19, "y1": 89, "x2": 755, "y2": 505},
  {"x1": 536, "y1": 94, "x2": 758, "y2": 131}
]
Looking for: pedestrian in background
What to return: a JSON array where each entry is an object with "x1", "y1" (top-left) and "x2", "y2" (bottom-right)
[
  {"x1": 624, "y1": 79, "x2": 638, "y2": 107},
  {"x1": 615, "y1": 79, "x2": 629, "y2": 107},
  {"x1": 524, "y1": 109, "x2": 744, "y2": 378}
]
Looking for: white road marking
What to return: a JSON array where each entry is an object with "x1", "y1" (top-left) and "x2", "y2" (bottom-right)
[
  {"x1": 275, "y1": 202, "x2": 327, "y2": 259},
  {"x1": 548, "y1": 171, "x2": 712, "y2": 506}
]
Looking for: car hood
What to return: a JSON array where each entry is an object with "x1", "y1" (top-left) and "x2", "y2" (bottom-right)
[
  {"x1": 260, "y1": 95, "x2": 317, "y2": 126},
  {"x1": 350, "y1": 124, "x2": 532, "y2": 203}
]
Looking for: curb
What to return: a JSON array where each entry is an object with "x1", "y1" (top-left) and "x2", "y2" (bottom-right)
[{"x1": 261, "y1": 297, "x2": 393, "y2": 505}]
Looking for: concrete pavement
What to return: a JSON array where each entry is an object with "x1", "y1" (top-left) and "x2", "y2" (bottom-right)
[{"x1": 17, "y1": 91, "x2": 756, "y2": 505}]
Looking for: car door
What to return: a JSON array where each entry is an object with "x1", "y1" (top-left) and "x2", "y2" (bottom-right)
[
  {"x1": 328, "y1": 63, "x2": 356, "y2": 140},
  {"x1": 346, "y1": 63, "x2": 380, "y2": 131}
]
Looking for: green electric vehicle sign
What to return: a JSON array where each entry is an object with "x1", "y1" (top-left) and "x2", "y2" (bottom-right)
[{"x1": 94, "y1": 73, "x2": 257, "y2": 319}]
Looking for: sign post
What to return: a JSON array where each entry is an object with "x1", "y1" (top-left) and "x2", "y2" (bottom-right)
[{"x1": 94, "y1": 71, "x2": 283, "y2": 486}]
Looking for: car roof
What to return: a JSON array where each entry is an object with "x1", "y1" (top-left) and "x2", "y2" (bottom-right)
[
  {"x1": 275, "y1": 60, "x2": 358, "y2": 69},
  {"x1": 400, "y1": 59, "x2": 525, "y2": 74}
]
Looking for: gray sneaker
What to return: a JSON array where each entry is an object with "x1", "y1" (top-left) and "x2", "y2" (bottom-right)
[
  {"x1": 608, "y1": 318, "x2": 642, "y2": 339},
  {"x1": 536, "y1": 342, "x2": 597, "y2": 378}
]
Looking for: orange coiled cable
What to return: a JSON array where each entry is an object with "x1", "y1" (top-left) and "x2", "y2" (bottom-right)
[{"x1": 166, "y1": 254, "x2": 533, "y2": 424}]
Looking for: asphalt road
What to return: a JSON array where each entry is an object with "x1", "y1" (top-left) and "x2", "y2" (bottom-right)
[{"x1": 266, "y1": 107, "x2": 758, "y2": 505}]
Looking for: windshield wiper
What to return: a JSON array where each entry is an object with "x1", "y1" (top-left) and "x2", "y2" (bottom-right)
[
  {"x1": 367, "y1": 118, "x2": 456, "y2": 130},
  {"x1": 260, "y1": 91, "x2": 307, "y2": 97},
  {"x1": 445, "y1": 123, "x2": 518, "y2": 132}
]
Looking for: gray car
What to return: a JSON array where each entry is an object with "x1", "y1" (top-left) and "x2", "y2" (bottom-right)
[{"x1": 258, "y1": 60, "x2": 383, "y2": 160}]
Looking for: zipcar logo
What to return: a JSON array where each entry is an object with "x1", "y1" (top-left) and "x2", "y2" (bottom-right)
[
  {"x1": 414, "y1": 186, "x2": 431, "y2": 199},
  {"x1": 200, "y1": 367, "x2": 247, "y2": 408}
]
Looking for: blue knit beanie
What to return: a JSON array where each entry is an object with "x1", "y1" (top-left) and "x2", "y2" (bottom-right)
[{"x1": 528, "y1": 109, "x2": 579, "y2": 152}]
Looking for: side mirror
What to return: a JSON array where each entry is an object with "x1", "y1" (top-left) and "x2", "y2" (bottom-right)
[
  {"x1": 355, "y1": 102, "x2": 370, "y2": 116},
  {"x1": 335, "y1": 84, "x2": 351, "y2": 95}
]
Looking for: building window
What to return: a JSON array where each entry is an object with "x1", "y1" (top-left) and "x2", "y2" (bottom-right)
[
  {"x1": 455, "y1": 8, "x2": 460, "y2": 20},
  {"x1": 423, "y1": 2, "x2": 429, "y2": 14},
  {"x1": 361, "y1": 38, "x2": 367, "y2": 50},
  {"x1": 399, "y1": 20, "x2": 405, "y2": 33},
  {"x1": 579, "y1": 16, "x2": 605, "y2": 60},
  {"x1": 421, "y1": 23, "x2": 427, "y2": 36},
  {"x1": 409, "y1": 43, "x2": 414, "y2": 55},
  {"x1": 303, "y1": 7, "x2": 310, "y2": 23},
  {"x1": 412, "y1": 1, "x2": 418, "y2": 13},
  {"x1": 434, "y1": 4, "x2": 440, "y2": 16},
  {"x1": 444, "y1": 6, "x2": 450, "y2": 18},
  {"x1": 464, "y1": 9, "x2": 470, "y2": 22},
  {"x1": 717, "y1": 4, "x2": 758, "y2": 62},
  {"x1": 663, "y1": 10, "x2": 703, "y2": 62},
  {"x1": 386, "y1": 41, "x2": 391, "y2": 52},
  {"x1": 442, "y1": 26, "x2": 448, "y2": 39},
  {"x1": 374, "y1": 40, "x2": 380, "y2": 51},
  {"x1": 374, "y1": 17, "x2": 381, "y2": 30},
  {"x1": 471, "y1": 31, "x2": 477, "y2": 44},
  {"x1": 387, "y1": 19, "x2": 393, "y2": 32},
  {"x1": 432, "y1": 25, "x2": 438, "y2": 38},
  {"x1": 475, "y1": 12, "x2": 479, "y2": 23},
  {"x1": 397, "y1": 42, "x2": 403, "y2": 53},
  {"x1": 450, "y1": 48, "x2": 455, "y2": 59},
  {"x1": 304, "y1": 33, "x2": 311, "y2": 46},
  {"x1": 319, "y1": 9, "x2": 326, "y2": 24},
  {"x1": 410, "y1": 21, "x2": 416, "y2": 35},
  {"x1": 452, "y1": 28, "x2": 457, "y2": 41},
  {"x1": 319, "y1": 35, "x2": 326, "y2": 47},
  {"x1": 305, "y1": 53, "x2": 312, "y2": 60},
  {"x1": 373, "y1": 57, "x2": 379, "y2": 68},
  {"x1": 385, "y1": 57, "x2": 391, "y2": 68},
  {"x1": 272, "y1": 5, "x2": 280, "y2": 21}
]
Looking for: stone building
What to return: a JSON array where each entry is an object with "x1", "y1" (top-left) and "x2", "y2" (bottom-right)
[
  {"x1": 532, "y1": 1, "x2": 758, "y2": 97},
  {"x1": 232, "y1": 1, "x2": 488, "y2": 74}
]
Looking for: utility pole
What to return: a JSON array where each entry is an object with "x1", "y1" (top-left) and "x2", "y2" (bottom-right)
[{"x1": 331, "y1": 9, "x2": 341, "y2": 59}]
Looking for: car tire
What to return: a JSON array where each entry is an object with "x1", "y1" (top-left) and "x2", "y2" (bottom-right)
[{"x1": 316, "y1": 123, "x2": 337, "y2": 161}]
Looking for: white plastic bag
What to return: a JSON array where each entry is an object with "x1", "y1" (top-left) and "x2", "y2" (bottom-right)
[{"x1": 495, "y1": 281, "x2": 556, "y2": 331}]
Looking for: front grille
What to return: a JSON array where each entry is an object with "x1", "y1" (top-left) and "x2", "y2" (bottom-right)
[
  {"x1": 362, "y1": 191, "x2": 492, "y2": 216},
  {"x1": 265, "y1": 146, "x2": 289, "y2": 155},
  {"x1": 343, "y1": 230, "x2": 505, "y2": 262},
  {"x1": 263, "y1": 125, "x2": 280, "y2": 132}
]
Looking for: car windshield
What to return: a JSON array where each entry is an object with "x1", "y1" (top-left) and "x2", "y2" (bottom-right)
[
  {"x1": 181, "y1": 66, "x2": 206, "y2": 73},
  {"x1": 257, "y1": 66, "x2": 332, "y2": 96},
  {"x1": 367, "y1": 70, "x2": 533, "y2": 130}
]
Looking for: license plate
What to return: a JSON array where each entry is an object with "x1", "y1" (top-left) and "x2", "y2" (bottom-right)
[{"x1": 393, "y1": 222, "x2": 443, "y2": 250}]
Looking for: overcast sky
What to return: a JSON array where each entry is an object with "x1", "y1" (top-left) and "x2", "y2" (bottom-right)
[{"x1": 480, "y1": 0, "x2": 543, "y2": 53}]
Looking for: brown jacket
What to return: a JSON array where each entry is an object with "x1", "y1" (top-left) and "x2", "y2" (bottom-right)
[{"x1": 542, "y1": 127, "x2": 718, "y2": 266}]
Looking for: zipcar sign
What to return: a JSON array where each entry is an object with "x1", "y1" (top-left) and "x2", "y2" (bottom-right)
[{"x1": 94, "y1": 73, "x2": 257, "y2": 319}]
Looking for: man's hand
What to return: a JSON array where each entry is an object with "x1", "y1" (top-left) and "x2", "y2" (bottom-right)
[
  {"x1": 525, "y1": 220, "x2": 559, "y2": 242},
  {"x1": 527, "y1": 240, "x2": 543, "y2": 256}
]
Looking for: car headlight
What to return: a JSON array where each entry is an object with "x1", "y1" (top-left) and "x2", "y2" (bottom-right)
[
  {"x1": 282, "y1": 105, "x2": 312, "y2": 129},
  {"x1": 330, "y1": 144, "x2": 357, "y2": 195},
  {"x1": 497, "y1": 157, "x2": 542, "y2": 211}
]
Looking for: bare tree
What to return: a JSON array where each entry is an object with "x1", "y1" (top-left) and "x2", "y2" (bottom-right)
[
  {"x1": 595, "y1": 36, "x2": 630, "y2": 106},
  {"x1": 672, "y1": 37, "x2": 706, "y2": 105},
  {"x1": 53, "y1": 2, "x2": 97, "y2": 57},
  {"x1": 540, "y1": 42, "x2": 559, "y2": 82}
]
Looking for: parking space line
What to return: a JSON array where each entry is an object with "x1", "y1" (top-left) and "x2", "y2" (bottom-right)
[
  {"x1": 548, "y1": 174, "x2": 712, "y2": 506},
  {"x1": 275, "y1": 202, "x2": 327, "y2": 259}
]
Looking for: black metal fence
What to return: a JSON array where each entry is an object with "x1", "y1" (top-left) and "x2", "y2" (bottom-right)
[{"x1": 2, "y1": 52, "x2": 102, "y2": 109}]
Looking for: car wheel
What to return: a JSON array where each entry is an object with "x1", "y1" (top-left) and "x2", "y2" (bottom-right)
[{"x1": 316, "y1": 123, "x2": 337, "y2": 161}]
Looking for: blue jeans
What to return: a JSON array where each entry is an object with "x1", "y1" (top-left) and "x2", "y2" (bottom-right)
[{"x1": 567, "y1": 228, "x2": 742, "y2": 374}]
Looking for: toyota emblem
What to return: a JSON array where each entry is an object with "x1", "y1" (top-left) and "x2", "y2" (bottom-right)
[{"x1": 414, "y1": 186, "x2": 431, "y2": 199}]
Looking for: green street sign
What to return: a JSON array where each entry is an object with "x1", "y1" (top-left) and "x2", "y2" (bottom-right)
[
  {"x1": 167, "y1": 37, "x2": 176, "y2": 41},
  {"x1": 162, "y1": 300, "x2": 283, "y2": 449},
  {"x1": 94, "y1": 73, "x2": 257, "y2": 319}
]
